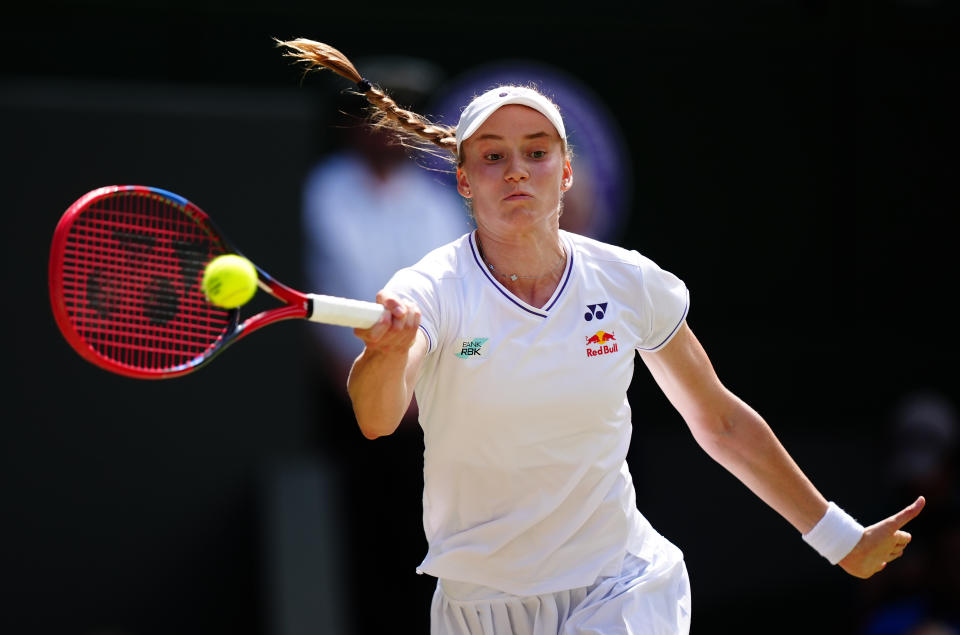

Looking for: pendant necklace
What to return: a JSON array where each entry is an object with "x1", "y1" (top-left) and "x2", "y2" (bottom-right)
[{"x1": 477, "y1": 236, "x2": 566, "y2": 282}]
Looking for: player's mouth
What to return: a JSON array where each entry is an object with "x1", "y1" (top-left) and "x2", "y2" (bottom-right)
[{"x1": 503, "y1": 191, "x2": 534, "y2": 201}]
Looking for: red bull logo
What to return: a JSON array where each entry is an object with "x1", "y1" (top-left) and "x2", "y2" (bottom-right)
[{"x1": 585, "y1": 330, "x2": 618, "y2": 357}]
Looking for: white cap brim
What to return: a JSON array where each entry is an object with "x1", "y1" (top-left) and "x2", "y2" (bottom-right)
[{"x1": 456, "y1": 86, "x2": 566, "y2": 153}]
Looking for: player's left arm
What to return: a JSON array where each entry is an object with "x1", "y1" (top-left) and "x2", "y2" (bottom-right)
[{"x1": 638, "y1": 321, "x2": 925, "y2": 578}]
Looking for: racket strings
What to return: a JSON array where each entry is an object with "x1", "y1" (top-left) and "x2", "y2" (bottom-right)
[{"x1": 59, "y1": 192, "x2": 232, "y2": 372}]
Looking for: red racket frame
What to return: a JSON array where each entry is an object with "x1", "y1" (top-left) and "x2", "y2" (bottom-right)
[{"x1": 49, "y1": 185, "x2": 313, "y2": 379}]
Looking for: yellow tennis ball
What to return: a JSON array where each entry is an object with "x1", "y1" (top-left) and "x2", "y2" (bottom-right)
[{"x1": 202, "y1": 254, "x2": 258, "y2": 308}]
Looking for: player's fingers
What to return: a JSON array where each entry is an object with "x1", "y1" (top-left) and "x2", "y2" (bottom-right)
[
  {"x1": 384, "y1": 299, "x2": 405, "y2": 320},
  {"x1": 358, "y1": 318, "x2": 390, "y2": 342},
  {"x1": 383, "y1": 299, "x2": 414, "y2": 326},
  {"x1": 402, "y1": 303, "x2": 421, "y2": 329},
  {"x1": 371, "y1": 302, "x2": 417, "y2": 342},
  {"x1": 356, "y1": 295, "x2": 420, "y2": 351},
  {"x1": 360, "y1": 301, "x2": 400, "y2": 337},
  {"x1": 894, "y1": 530, "x2": 912, "y2": 547},
  {"x1": 375, "y1": 290, "x2": 404, "y2": 312},
  {"x1": 395, "y1": 305, "x2": 420, "y2": 336},
  {"x1": 889, "y1": 535, "x2": 909, "y2": 554},
  {"x1": 891, "y1": 496, "x2": 926, "y2": 530}
]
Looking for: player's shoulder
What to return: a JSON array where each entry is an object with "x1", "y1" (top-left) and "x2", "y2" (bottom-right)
[
  {"x1": 565, "y1": 231, "x2": 644, "y2": 267},
  {"x1": 403, "y1": 232, "x2": 472, "y2": 280},
  {"x1": 384, "y1": 233, "x2": 469, "y2": 302}
]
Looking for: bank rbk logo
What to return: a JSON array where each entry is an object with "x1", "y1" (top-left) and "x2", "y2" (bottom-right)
[{"x1": 456, "y1": 337, "x2": 489, "y2": 359}]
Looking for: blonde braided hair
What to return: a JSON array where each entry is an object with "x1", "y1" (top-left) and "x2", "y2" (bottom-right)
[{"x1": 276, "y1": 38, "x2": 458, "y2": 162}]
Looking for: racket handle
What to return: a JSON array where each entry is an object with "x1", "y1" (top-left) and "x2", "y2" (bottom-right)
[{"x1": 306, "y1": 294, "x2": 386, "y2": 328}]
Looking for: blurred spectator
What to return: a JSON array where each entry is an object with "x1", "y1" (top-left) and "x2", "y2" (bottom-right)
[
  {"x1": 890, "y1": 392, "x2": 958, "y2": 507},
  {"x1": 302, "y1": 56, "x2": 470, "y2": 398},
  {"x1": 859, "y1": 391, "x2": 960, "y2": 635},
  {"x1": 297, "y1": 56, "x2": 471, "y2": 635}
]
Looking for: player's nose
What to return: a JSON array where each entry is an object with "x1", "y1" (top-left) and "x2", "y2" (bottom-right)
[{"x1": 504, "y1": 156, "x2": 529, "y2": 182}]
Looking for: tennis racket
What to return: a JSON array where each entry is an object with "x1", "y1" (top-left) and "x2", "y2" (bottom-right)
[{"x1": 49, "y1": 185, "x2": 386, "y2": 379}]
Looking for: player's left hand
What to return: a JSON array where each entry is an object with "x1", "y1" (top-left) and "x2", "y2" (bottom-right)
[{"x1": 839, "y1": 496, "x2": 925, "y2": 578}]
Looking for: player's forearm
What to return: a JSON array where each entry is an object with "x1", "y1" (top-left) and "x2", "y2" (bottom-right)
[
  {"x1": 689, "y1": 391, "x2": 828, "y2": 534},
  {"x1": 347, "y1": 348, "x2": 412, "y2": 439}
]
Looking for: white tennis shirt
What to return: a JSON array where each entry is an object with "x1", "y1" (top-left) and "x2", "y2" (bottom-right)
[{"x1": 384, "y1": 230, "x2": 690, "y2": 596}]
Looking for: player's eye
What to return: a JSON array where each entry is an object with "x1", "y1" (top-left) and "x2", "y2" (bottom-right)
[
  {"x1": 484, "y1": 153, "x2": 502, "y2": 161},
  {"x1": 530, "y1": 150, "x2": 547, "y2": 159}
]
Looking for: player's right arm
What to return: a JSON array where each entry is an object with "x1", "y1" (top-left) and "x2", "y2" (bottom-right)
[{"x1": 347, "y1": 291, "x2": 427, "y2": 439}]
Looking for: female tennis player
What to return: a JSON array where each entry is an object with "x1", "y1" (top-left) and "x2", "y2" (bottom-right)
[{"x1": 280, "y1": 39, "x2": 926, "y2": 634}]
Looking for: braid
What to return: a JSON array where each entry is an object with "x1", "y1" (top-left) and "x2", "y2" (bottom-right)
[
  {"x1": 276, "y1": 38, "x2": 458, "y2": 161},
  {"x1": 363, "y1": 87, "x2": 457, "y2": 154}
]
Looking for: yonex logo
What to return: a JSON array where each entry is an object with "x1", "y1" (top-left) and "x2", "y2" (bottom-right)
[
  {"x1": 456, "y1": 337, "x2": 489, "y2": 358},
  {"x1": 584, "y1": 303, "x2": 607, "y2": 321}
]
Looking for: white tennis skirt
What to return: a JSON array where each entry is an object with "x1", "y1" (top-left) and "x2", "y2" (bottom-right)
[{"x1": 430, "y1": 546, "x2": 691, "y2": 635}]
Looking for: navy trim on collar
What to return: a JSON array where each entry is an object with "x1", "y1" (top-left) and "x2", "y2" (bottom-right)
[{"x1": 469, "y1": 232, "x2": 573, "y2": 318}]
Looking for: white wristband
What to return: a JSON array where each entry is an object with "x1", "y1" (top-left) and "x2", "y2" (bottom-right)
[{"x1": 802, "y1": 502, "x2": 865, "y2": 565}]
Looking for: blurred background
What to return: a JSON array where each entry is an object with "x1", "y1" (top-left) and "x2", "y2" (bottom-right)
[{"x1": 2, "y1": 1, "x2": 958, "y2": 634}]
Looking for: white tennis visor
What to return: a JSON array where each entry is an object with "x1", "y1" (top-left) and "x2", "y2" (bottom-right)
[{"x1": 455, "y1": 86, "x2": 566, "y2": 153}]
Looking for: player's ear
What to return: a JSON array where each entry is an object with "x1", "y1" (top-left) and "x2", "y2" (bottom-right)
[
  {"x1": 456, "y1": 168, "x2": 472, "y2": 198},
  {"x1": 561, "y1": 160, "x2": 573, "y2": 192}
]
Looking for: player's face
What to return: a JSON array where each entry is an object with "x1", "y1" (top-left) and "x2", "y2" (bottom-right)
[{"x1": 457, "y1": 105, "x2": 572, "y2": 237}]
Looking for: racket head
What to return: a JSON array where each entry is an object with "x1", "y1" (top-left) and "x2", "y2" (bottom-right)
[{"x1": 49, "y1": 185, "x2": 240, "y2": 379}]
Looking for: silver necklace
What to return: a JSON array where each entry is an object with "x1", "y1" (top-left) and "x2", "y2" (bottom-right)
[{"x1": 478, "y1": 237, "x2": 566, "y2": 282}]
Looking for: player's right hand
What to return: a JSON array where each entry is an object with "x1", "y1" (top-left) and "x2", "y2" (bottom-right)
[{"x1": 353, "y1": 290, "x2": 421, "y2": 355}]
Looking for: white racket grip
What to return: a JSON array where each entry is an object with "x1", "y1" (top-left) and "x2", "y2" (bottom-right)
[{"x1": 306, "y1": 294, "x2": 387, "y2": 328}]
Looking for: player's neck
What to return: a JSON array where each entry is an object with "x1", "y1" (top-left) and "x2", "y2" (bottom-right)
[
  {"x1": 475, "y1": 230, "x2": 566, "y2": 307},
  {"x1": 476, "y1": 227, "x2": 564, "y2": 273}
]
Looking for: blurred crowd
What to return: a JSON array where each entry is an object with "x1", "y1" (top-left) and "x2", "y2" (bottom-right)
[{"x1": 859, "y1": 391, "x2": 960, "y2": 635}]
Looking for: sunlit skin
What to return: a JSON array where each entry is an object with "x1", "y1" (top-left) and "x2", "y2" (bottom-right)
[{"x1": 456, "y1": 105, "x2": 573, "y2": 307}]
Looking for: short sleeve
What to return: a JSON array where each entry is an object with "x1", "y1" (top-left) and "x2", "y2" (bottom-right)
[
  {"x1": 632, "y1": 252, "x2": 690, "y2": 352},
  {"x1": 383, "y1": 267, "x2": 441, "y2": 354}
]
